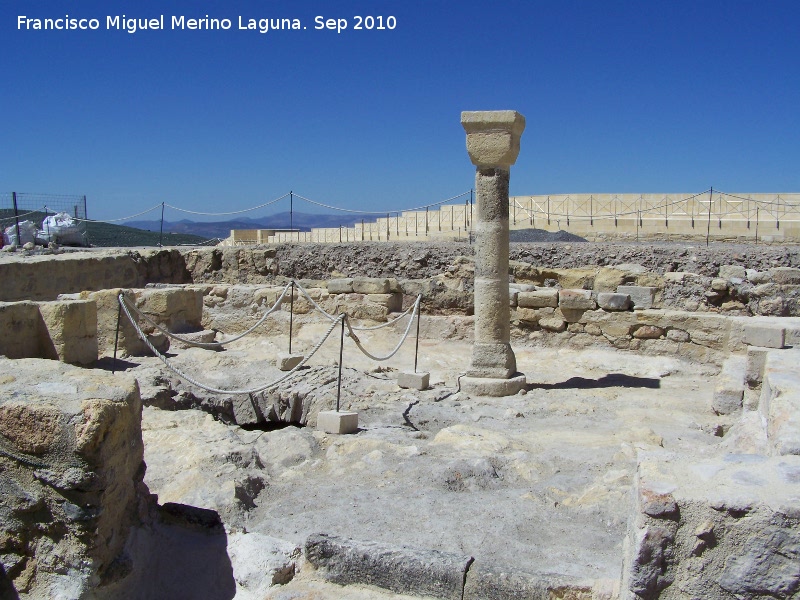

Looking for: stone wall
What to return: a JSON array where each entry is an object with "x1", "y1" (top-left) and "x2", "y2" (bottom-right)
[{"x1": 0, "y1": 359, "x2": 147, "y2": 597}]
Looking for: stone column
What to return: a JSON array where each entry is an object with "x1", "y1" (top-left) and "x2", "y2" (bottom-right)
[{"x1": 461, "y1": 111, "x2": 526, "y2": 396}]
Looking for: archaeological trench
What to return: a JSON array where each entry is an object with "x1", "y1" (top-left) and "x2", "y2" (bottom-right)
[{"x1": 0, "y1": 239, "x2": 799, "y2": 600}]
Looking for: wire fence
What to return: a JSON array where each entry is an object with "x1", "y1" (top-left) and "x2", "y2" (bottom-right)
[
  {"x1": 4, "y1": 188, "x2": 800, "y2": 248},
  {"x1": 0, "y1": 192, "x2": 88, "y2": 246}
]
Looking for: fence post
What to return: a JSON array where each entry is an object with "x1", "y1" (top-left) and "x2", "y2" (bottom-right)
[
  {"x1": 159, "y1": 202, "x2": 165, "y2": 248},
  {"x1": 706, "y1": 187, "x2": 713, "y2": 246},
  {"x1": 290, "y1": 191, "x2": 293, "y2": 237},
  {"x1": 82, "y1": 196, "x2": 89, "y2": 246},
  {"x1": 11, "y1": 192, "x2": 21, "y2": 246}
]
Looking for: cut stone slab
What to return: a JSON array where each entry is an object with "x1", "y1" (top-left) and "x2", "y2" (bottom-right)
[
  {"x1": 744, "y1": 323, "x2": 786, "y2": 348},
  {"x1": 317, "y1": 410, "x2": 359, "y2": 434},
  {"x1": 463, "y1": 563, "x2": 594, "y2": 600},
  {"x1": 712, "y1": 355, "x2": 746, "y2": 415},
  {"x1": 305, "y1": 533, "x2": 473, "y2": 600},
  {"x1": 517, "y1": 289, "x2": 558, "y2": 309},
  {"x1": 460, "y1": 374, "x2": 526, "y2": 397},
  {"x1": 597, "y1": 292, "x2": 631, "y2": 311},
  {"x1": 759, "y1": 349, "x2": 800, "y2": 455},
  {"x1": 398, "y1": 371, "x2": 430, "y2": 391},
  {"x1": 745, "y1": 346, "x2": 769, "y2": 386},
  {"x1": 617, "y1": 285, "x2": 657, "y2": 310},
  {"x1": 352, "y1": 278, "x2": 390, "y2": 294},
  {"x1": 328, "y1": 278, "x2": 355, "y2": 294},
  {"x1": 558, "y1": 289, "x2": 596, "y2": 310},
  {"x1": 278, "y1": 353, "x2": 304, "y2": 371}
]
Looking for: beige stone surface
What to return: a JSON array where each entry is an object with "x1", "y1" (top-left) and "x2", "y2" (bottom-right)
[{"x1": 461, "y1": 110, "x2": 526, "y2": 168}]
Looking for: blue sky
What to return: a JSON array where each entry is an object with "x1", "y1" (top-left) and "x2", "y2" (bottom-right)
[{"x1": 2, "y1": 1, "x2": 798, "y2": 222}]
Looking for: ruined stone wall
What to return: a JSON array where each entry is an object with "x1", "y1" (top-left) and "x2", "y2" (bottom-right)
[{"x1": 0, "y1": 360, "x2": 147, "y2": 597}]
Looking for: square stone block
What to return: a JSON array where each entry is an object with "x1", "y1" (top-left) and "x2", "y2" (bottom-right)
[
  {"x1": 352, "y1": 278, "x2": 390, "y2": 294},
  {"x1": 744, "y1": 324, "x2": 785, "y2": 349},
  {"x1": 518, "y1": 289, "x2": 558, "y2": 308},
  {"x1": 317, "y1": 410, "x2": 359, "y2": 434},
  {"x1": 617, "y1": 285, "x2": 656, "y2": 310},
  {"x1": 398, "y1": 371, "x2": 430, "y2": 390},
  {"x1": 558, "y1": 289, "x2": 596, "y2": 310},
  {"x1": 597, "y1": 292, "x2": 631, "y2": 311},
  {"x1": 278, "y1": 353, "x2": 304, "y2": 371}
]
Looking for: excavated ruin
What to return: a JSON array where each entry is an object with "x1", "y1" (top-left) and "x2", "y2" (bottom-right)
[{"x1": 1, "y1": 242, "x2": 799, "y2": 600}]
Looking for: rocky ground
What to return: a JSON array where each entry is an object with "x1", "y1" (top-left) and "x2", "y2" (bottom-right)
[{"x1": 121, "y1": 318, "x2": 729, "y2": 597}]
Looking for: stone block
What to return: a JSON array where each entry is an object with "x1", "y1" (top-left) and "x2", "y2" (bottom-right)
[
  {"x1": 597, "y1": 292, "x2": 631, "y2": 311},
  {"x1": 617, "y1": 286, "x2": 657, "y2": 310},
  {"x1": 367, "y1": 292, "x2": 403, "y2": 313},
  {"x1": 352, "y1": 277, "x2": 390, "y2": 294},
  {"x1": 769, "y1": 267, "x2": 800, "y2": 285},
  {"x1": 0, "y1": 358, "x2": 144, "y2": 596},
  {"x1": 398, "y1": 371, "x2": 430, "y2": 390},
  {"x1": 316, "y1": 410, "x2": 359, "y2": 434},
  {"x1": 632, "y1": 325, "x2": 665, "y2": 340},
  {"x1": 712, "y1": 355, "x2": 746, "y2": 415},
  {"x1": 625, "y1": 450, "x2": 800, "y2": 600},
  {"x1": 517, "y1": 289, "x2": 558, "y2": 308},
  {"x1": 711, "y1": 278, "x2": 728, "y2": 292},
  {"x1": 760, "y1": 349, "x2": 800, "y2": 455},
  {"x1": 327, "y1": 278, "x2": 354, "y2": 294},
  {"x1": 137, "y1": 288, "x2": 203, "y2": 333},
  {"x1": 0, "y1": 301, "x2": 40, "y2": 359},
  {"x1": 463, "y1": 564, "x2": 585, "y2": 600},
  {"x1": 746, "y1": 347, "x2": 769, "y2": 386},
  {"x1": 719, "y1": 265, "x2": 746, "y2": 280},
  {"x1": 515, "y1": 307, "x2": 541, "y2": 323},
  {"x1": 37, "y1": 300, "x2": 98, "y2": 365},
  {"x1": 460, "y1": 374, "x2": 526, "y2": 397},
  {"x1": 278, "y1": 353, "x2": 304, "y2": 371},
  {"x1": 539, "y1": 317, "x2": 566, "y2": 332},
  {"x1": 461, "y1": 110, "x2": 525, "y2": 169},
  {"x1": 558, "y1": 289, "x2": 596, "y2": 310},
  {"x1": 744, "y1": 323, "x2": 785, "y2": 348},
  {"x1": 306, "y1": 534, "x2": 472, "y2": 600}
]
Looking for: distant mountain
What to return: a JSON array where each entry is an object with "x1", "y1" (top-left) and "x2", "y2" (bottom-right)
[{"x1": 125, "y1": 211, "x2": 362, "y2": 239}]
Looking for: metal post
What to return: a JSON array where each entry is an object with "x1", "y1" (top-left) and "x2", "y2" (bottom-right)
[
  {"x1": 290, "y1": 191, "x2": 293, "y2": 237},
  {"x1": 11, "y1": 192, "x2": 21, "y2": 246},
  {"x1": 159, "y1": 202, "x2": 165, "y2": 248},
  {"x1": 386, "y1": 213, "x2": 389, "y2": 239},
  {"x1": 706, "y1": 187, "x2": 713, "y2": 247},
  {"x1": 414, "y1": 300, "x2": 421, "y2": 373},
  {"x1": 336, "y1": 315, "x2": 345, "y2": 412},
  {"x1": 289, "y1": 280, "x2": 294, "y2": 354},
  {"x1": 425, "y1": 207, "x2": 429, "y2": 234},
  {"x1": 112, "y1": 296, "x2": 122, "y2": 374},
  {"x1": 755, "y1": 207, "x2": 759, "y2": 244},
  {"x1": 82, "y1": 195, "x2": 89, "y2": 246}
]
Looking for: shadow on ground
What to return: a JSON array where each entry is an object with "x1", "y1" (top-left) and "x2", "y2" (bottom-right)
[{"x1": 527, "y1": 373, "x2": 660, "y2": 390}]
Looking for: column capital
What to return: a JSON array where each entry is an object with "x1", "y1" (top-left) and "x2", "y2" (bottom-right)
[{"x1": 461, "y1": 110, "x2": 526, "y2": 169}]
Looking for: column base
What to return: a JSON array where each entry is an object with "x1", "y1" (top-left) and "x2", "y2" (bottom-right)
[{"x1": 460, "y1": 374, "x2": 526, "y2": 397}]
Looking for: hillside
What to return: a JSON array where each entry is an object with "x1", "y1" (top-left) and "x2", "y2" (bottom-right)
[
  {"x1": 86, "y1": 221, "x2": 211, "y2": 247},
  {"x1": 126, "y1": 211, "x2": 360, "y2": 239}
]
